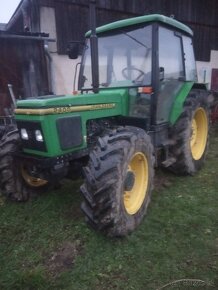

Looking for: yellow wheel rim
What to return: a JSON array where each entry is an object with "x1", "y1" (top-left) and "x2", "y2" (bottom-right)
[
  {"x1": 123, "y1": 152, "x2": 148, "y2": 215},
  {"x1": 21, "y1": 166, "x2": 48, "y2": 188},
  {"x1": 190, "y1": 107, "x2": 208, "y2": 160}
]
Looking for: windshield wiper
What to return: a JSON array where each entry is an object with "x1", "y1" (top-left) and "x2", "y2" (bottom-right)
[{"x1": 121, "y1": 31, "x2": 150, "y2": 50}]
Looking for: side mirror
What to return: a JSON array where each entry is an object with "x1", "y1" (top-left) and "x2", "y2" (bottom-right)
[
  {"x1": 159, "y1": 67, "x2": 165, "y2": 81},
  {"x1": 67, "y1": 43, "x2": 80, "y2": 59}
]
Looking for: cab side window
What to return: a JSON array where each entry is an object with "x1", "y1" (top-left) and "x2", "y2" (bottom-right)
[
  {"x1": 159, "y1": 27, "x2": 184, "y2": 79},
  {"x1": 182, "y1": 36, "x2": 197, "y2": 81}
]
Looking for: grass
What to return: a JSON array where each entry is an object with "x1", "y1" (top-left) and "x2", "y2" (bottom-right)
[{"x1": 0, "y1": 126, "x2": 218, "y2": 290}]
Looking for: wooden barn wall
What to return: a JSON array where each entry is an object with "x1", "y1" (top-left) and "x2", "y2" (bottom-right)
[
  {"x1": 38, "y1": 0, "x2": 218, "y2": 61},
  {"x1": 7, "y1": 0, "x2": 218, "y2": 61},
  {"x1": 0, "y1": 39, "x2": 49, "y2": 115},
  {"x1": 55, "y1": 3, "x2": 131, "y2": 55},
  {"x1": 29, "y1": 0, "x2": 41, "y2": 32}
]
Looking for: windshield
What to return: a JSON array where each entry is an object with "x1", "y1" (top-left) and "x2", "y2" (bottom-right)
[{"x1": 79, "y1": 25, "x2": 152, "y2": 90}]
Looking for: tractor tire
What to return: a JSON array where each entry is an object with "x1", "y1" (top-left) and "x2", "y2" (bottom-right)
[
  {"x1": 80, "y1": 126, "x2": 155, "y2": 237},
  {"x1": 0, "y1": 127, "x2": 49, "y2": 201},
  {"x1": 168, "y1": 90, "x2": 209, "y2": 175}
]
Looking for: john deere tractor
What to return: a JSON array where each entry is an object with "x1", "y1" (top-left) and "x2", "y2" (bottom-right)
[{"x1": 0, "y1": 3, "x2": 209, "y2": 236}]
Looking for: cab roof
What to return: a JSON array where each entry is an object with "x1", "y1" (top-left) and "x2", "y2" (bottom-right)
[{"x1": 86, "y1": 14, "x2": 193, "y2": 37}]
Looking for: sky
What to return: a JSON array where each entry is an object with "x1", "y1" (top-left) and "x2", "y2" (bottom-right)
[{"x1": 0, "y1": 0, "x2": 21, "y2": 23}]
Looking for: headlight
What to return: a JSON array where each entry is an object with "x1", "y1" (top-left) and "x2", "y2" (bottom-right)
[
  {"x1": 16, "y1": 121, "x2": 46, "y2": 152},
  {"x1": 35, "y1": 130, "x2": 44, "y2": 142},
  {"x1": 21, "y1": 128, "x2": 29, "y2": 140}
]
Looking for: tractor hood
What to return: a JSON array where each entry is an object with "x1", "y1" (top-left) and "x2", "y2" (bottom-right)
[
  {"x1": 14, "y1": 88, "x2": 129, "y2": 157},
  {"x1": 15, "y1": 89, "x2": 128, "y2": 116}
]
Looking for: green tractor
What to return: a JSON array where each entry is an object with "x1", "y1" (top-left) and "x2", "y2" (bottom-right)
[{"x1": 0, "y1": 2, "x2": 209, "y2": 236}]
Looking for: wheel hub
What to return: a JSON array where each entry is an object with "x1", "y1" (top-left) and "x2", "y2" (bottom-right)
[
  {"x1": 123, "y1": 152, "x2": 148, "y2": 215},
  {"x1": 21, "y1": 166, "x2": 48, "y2": 188},
  {"x1": 124, "y1": 171, "x2": 135, "y2": 191},
  {"x1": 190, "y1": 107, "x2": 208, "y2": 160}
]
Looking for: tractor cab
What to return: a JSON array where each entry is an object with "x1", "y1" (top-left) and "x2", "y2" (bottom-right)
[{"x1": 78, "y1": 15, "x2": 197, "y2": 126}]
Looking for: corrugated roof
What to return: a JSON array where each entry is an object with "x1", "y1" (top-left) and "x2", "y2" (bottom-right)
[{"x1": 0, "y1": 30, "x2": 52, "y2": 41}]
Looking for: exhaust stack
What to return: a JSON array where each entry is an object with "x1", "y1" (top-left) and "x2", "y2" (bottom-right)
[{"x1": 89, "y1": 0, "x2": 99, "y2": 93}]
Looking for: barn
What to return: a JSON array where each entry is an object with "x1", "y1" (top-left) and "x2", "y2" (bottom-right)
[{"x1": 0, "y1": 31, "x2": 51, "y2": 115}]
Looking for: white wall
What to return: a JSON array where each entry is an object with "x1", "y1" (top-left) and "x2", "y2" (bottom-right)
[
  {"x1": 40, "y1": 6, "x2": 57, "y2": 53},
  {"x1": 196, "y1": 50, "x2": 218, "y2": 89},
  {"x1": 40, "y1": 6, "x2": 81, "y2": 95},
  {"x1": 49, "y1": 54, "x2": 81, "y2": 95}
]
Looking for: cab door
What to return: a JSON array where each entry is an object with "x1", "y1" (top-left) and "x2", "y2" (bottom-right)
[{"x1": 156, "y1": 27, "x2": 185, "y2": 124}]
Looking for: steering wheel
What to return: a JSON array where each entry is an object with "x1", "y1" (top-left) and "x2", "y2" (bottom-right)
[{"x1": 122, "y1": 67, "x2": 145, "y2": 82}]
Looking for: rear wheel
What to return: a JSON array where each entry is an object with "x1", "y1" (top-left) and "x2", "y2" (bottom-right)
[
  {"x1": 0, "y1": 127, "x2": 49, "y2": 201},
  {"x1": 169, "y1": 91, "x2": 209, "y2": 175},
  {"x1": 80, "y1": 126, "x2": 155, "y2": 237}
]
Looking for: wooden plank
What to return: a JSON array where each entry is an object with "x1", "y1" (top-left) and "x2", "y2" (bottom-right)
[{"x1": 211, "y1": 69, "x2": 218, "y2": 92}]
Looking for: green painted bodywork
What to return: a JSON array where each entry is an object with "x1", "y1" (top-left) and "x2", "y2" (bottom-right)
[
  {"x1": 16, "y1": 89, "x2": 127, "y2": 108},
  {"x1": 169, "y1": 82, "x2": 194, "y2": 124},
  {"x1": 15, "y1": 83, "x2": 194, "y2": 158},
  {"x1": 15, "y1": 89, "x2": 129, "y2": 157},
  {"x1": 86, "y1": 14, "x2": 193, "y2": 37}
]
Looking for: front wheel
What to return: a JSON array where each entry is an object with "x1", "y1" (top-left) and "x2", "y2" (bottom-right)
[
  {"x1": 0, "y1": 127, "x2": 50, "y2": 201},
  {"x1": 80, "y1": 126, "x2": 155, "y2": 237}
]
